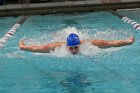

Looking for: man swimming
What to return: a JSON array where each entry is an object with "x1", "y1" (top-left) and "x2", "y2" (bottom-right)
[{"x1": 19, "y1": 33, "x2": 134, "y2": 54}]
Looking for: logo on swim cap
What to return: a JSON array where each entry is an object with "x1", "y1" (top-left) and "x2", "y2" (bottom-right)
[{"x1": 67, "y1": 33, "x2": 80, "y2": 46}]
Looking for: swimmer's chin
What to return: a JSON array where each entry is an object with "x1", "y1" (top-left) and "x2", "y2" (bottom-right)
[{"x1": 72, "y1": 53, "x2": 77, "y2": 55}]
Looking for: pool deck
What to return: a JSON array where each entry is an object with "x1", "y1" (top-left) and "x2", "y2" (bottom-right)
[{"x1": 0, "y1": 0, "x2": 140, "y2": 17}]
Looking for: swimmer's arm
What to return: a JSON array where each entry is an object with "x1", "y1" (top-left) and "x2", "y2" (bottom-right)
[
  {"x1": 89, "y1": 37, "x2": 134, "y2": 48},
  {"x1": 19, "y1": 40, "x2": 65, "y2": 53}
]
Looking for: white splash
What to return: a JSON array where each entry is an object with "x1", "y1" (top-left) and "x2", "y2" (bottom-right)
[
  {"x1": 50, "y1": 45, "x2": 71, "y2": 57},
  {"x1": 80, "y1": 42, "x2": 122, "y2": 56},
  {"x1": 6, "y1": 51, "x2": 25, "y2": 58},
  {"x1": 95, "y1": 28, "x2": 133, "y2": 40},
  {"x1": 23, "y1": 27, "x2": 131, "y2": 57},
  {"x1": 50, "y1": 27, "x2": 92, "y2": 42},
  {"x1": 48, "y1": 27, "x2": 124, "y2": 57}
]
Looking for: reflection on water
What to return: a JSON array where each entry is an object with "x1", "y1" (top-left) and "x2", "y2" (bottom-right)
[{"x1": 60, "y1": 73, "x2": 93, "y2": 93}]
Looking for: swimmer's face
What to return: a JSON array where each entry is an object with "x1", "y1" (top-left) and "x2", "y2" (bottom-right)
[{"x1": 68, "y1": 45, "x2": 80, "y2": 55}]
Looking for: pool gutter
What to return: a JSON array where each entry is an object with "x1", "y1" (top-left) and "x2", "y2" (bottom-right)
[{"x1": 0, "y1": 1, "x2": 140, "y2": 17}]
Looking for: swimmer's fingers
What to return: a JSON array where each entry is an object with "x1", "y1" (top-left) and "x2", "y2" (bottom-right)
[{"x1": 19, "y1": 40, "x2": 25, "y2": 46}]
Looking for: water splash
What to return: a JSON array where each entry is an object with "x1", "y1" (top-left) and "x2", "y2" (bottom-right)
[
  {"x1": 80, "y1": 42, "x2": 122, "y2": 57},
  {"x1": 6, "y1": 51, "x2": 25, "y2": 58},
  {"x1": 95, "y1": 28, "x2": 133, "y2": 40},
  {"x1": 50, "y1": 26, "x2": 92, "y2": 42},
  {"x1": 49, "y1": 27, "x2": 131, "y2": 57},
  {"x1": 22, "y1": 27, "x2": 132, "y2": 57},
  {"x1": 50, "y1": 45, "x2": 71, "y2": 57}
]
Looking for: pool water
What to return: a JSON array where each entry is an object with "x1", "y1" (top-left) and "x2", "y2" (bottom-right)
[
  {"x1": 0, "y1": 17, "x2": 21, "y2": 37},
  {"x1": 0, "y1": 11, "x2": 140, "y2": 93}
]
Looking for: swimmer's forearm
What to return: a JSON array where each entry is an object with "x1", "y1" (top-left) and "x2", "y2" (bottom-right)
[
  {"x1": 20, "y1": 44, "x2": 52, "y2": 53},
  {"x1": 19, "y1": 40, "x2": 65, "y2": 53},
  {"x1": 90, "y1": 36, "x2": 134, "y2": 48},
  {"x1": 19, "y1": 40, "x2": 50, "y2": 52}
]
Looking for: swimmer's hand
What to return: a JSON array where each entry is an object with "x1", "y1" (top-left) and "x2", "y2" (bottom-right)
[
  {"x1": 19, "y1": 40, "x2": 26, "y2": 50},
  {"x1": 128, "y1": 36, "x2": 135, "y2": 44},
  {"x1": 19, "y1": 40, "x2": 65, "y2": 53}
]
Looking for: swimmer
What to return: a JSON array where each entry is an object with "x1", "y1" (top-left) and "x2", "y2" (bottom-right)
[{"x1": 19, "y1": 33, "x2": 134, "y2": 54}]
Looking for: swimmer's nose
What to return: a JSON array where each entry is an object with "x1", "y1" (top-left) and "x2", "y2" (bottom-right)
[{"x1": 71, "y1": 51, "x2": 77, "y2": 54}]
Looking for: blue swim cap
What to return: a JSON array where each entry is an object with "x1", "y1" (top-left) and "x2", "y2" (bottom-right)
[{"x1": 67, "y1": 33, "x2": 80, "y2": 46}]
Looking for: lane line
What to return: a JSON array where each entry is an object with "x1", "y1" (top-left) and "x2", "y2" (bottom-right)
[
  {"x1": 108, "y1": 10, "x2": 140, "y2": 31},
  {"x1": 0, "y1": 16, "x2": 28, "y2": 48}
]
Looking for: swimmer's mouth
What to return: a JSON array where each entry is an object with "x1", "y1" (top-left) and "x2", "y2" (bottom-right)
[
  {"x1": 72, "y1": 52, "x2": 77, "y2": 55},
  {"x1": 71, "y1": 51, "x2": 79, "y2": 55}
]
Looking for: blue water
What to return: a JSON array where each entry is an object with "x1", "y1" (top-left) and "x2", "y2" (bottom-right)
[
  {"x1": 0, "y1": 11, "x2": 140, "y2": 93},
  {"x1": 0, "y1": 17, "x2": 21, "y2": 37}
]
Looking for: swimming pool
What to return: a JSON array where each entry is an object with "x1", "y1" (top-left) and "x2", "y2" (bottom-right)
[{"x1": 0, "y1": 11, "x2": 140, "y2": 93}]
